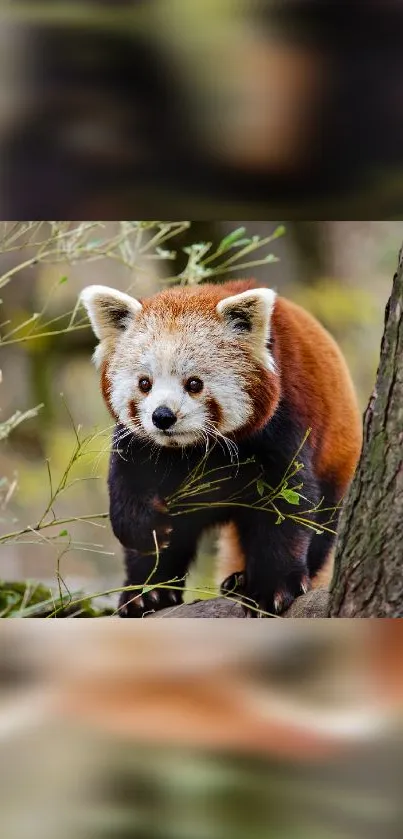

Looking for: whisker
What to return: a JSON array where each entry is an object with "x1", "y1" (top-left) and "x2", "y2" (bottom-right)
[
  {"x1": 200, "y1": 429, "x2": 210, "y2": 459},
  {"x1": 204, "y1": 422, "x2": 227, "y2": 457},
  {"x1": 204, "y1": 420, "x2": 240, "y2": 472}
]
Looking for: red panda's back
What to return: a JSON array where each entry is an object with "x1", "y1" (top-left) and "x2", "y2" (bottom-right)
[{"x1": 273, "y1": 297, "x2": 362, "y2": 495}]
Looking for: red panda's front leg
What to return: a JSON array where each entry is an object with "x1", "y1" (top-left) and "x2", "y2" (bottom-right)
[
  {"x1": 108, "y1": 438, "x2": 214, "y2": 617},
  {"x1": 109, "y1": 478, "x2": 196, "y2": 617},
  {"x1": 109, "y1": 495, "x2": 177, "y2": 617},
  {"x1": 117, "y1": 519, "x2": 204, "y2": 618}
]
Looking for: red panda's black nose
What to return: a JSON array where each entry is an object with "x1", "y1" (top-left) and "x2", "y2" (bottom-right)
[{"x1": 152, "y1": 406, "x2": 177, "y2": 431}]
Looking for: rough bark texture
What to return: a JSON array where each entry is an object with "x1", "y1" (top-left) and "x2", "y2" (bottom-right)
[
  {"x1": 329, "y1": 247, "x2": 403, "y2": 616},
  {"x1": 149, "y1": 589, "x2": 330, "y2": 618}
]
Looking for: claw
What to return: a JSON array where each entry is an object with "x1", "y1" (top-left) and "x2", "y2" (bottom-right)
[
  {"x1": 149, "y1": 590, "x2": 160, "y2": 603},
  {"x1": 135, "y1": 596, "x2": 145, "y2": 609},
  {"x1": 273, "y1": 592, "x2": 284, "y2": 614},
  {"x1": 300, "y1": 576, "x2": 310, "y2": 595},
  {"x1": 169, "y1": 591, "x2": 179, "y2": 604}
]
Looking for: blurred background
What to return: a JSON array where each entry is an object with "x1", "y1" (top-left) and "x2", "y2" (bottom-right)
[
  {"x1": 0, "y1": 219, "x2": 401, "y2": 611},
  {"x1": 0, "y1": 620, "x2": 403, "y2": 839},
  {"x1": 1, "y1": 1, "x2": 403, "y2": 216}
]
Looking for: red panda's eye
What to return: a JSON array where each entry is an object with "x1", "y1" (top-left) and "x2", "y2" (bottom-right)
[
  {"x1": 139, "y1": 377, "x2": 152, "y2": 394},
  {"x1": 185, "y1": 377, "x2": 204, "y2": 395}
]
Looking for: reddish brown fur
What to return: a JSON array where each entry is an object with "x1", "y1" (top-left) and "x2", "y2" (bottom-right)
[
  {"x1": 139, "y1": 279, "x2": 259, "y2": 323},
  {"x1": 101, "y1": 362, "x2": 118, "y2": 420},
  {"x1": 128, "y1": 400, "x2": 138, "y2": 423},
  {"x1": 206, "y1": 396, "x2": 224, "y2": 428},
  {"x1": 271, "y1": 296, "x2": 362, "y2": 497},
  {"x1": 236, "y1": 361, "x2": 281, "y2": 439},
  {"x1": 216, "y1": 523, "x2": 245, "y2": 585}
]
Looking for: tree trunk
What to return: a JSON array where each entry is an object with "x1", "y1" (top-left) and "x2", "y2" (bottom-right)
[{"x1": 329, "y1": 247, "x2": 403, "y2": 616}]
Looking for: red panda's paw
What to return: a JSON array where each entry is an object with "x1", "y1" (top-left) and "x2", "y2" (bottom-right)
[
  {"x1": 118, "y1": 586, "x2": 183, "y2": 618},
  {"x1": 230, "y1": 570, "x2": 311, "y2": 618}
]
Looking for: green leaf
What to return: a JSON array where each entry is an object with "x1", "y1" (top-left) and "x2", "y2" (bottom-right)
[
  {"x1": 272, "y1": 225, "x2": 286, "y2": 239},
  {"x1": 256, "y1": 479, "x2": 265, "y2": 497},
  {"x1": 217, "y1": 227, "x2": 247, "y2": 252},
  {"x1": 58, "y1": 529, "x2": 68, "y2": 537},
  {"x1": 281, "y1": 488, "x2": 300, "y2": 505},
  {"x1": 59, "y1": 276, "x2": 68, "y2": 284}
]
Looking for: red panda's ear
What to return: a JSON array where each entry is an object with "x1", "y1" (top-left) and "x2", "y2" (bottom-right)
[
  {"x1": 216, "y1": 288, "x2": 277, "y2": 367},
  {"x1": 79, "y1": 285, "x2": 142, "y2": 341}
]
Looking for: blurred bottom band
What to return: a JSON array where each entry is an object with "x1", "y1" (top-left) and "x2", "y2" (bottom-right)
[{"x1": 0, "y1": 620, "x2": 402, "y2": 839}]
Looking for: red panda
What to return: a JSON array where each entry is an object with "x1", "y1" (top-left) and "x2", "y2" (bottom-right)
[{"x1": 80, "y1": 280, "x2": 362, "y2": 617}]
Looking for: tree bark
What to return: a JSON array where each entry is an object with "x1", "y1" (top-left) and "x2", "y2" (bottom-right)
[{"x1": 329, "y1": 246, "x2": 403, "y2": 616}]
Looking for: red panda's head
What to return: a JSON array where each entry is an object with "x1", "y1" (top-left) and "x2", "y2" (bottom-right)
[{"x1": 80, "y1": 283, "x2": 281, "y2": 447}]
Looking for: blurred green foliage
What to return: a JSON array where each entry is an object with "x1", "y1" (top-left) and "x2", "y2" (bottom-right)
[
  {"x1": 292, "y1": 279, "x2": 377, "y2": 334},
  {"x1": 0, "y1": 580, "x2": 114, "y2": 617}
]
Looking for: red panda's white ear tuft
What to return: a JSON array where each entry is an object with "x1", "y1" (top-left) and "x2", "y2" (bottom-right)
[
  {"x1": 79, "y1": 285, "x2": 142, "y2": 341},
  {"x1": 216, "y1": 288, "x2": 277, "y2": 369}
]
